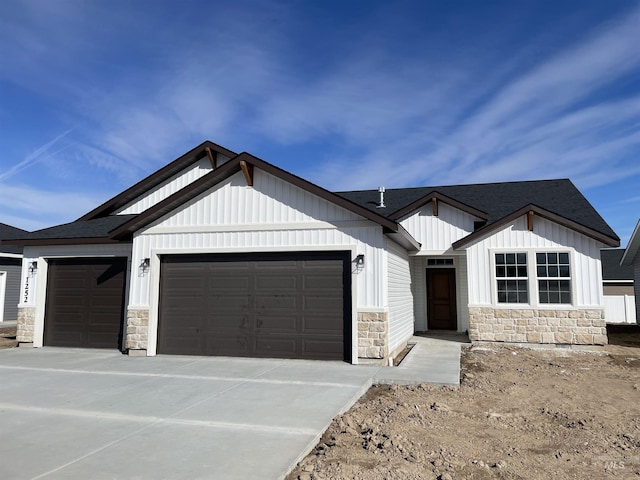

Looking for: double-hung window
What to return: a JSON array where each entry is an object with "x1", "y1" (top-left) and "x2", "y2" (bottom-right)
[
  {"x1": 495, "y1": 252, "x2": 528, "y2": 304},
  {"x1": 536, "y1": 252, "x2": 571, "y2": 304}
]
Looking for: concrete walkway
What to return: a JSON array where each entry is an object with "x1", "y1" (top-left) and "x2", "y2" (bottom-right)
[
  {"x1": 375, "y1": 334, "x2": 464, "y2": 386},
  {"x1": 0, "y1": 337, "x2": 461, "y2": 479}
]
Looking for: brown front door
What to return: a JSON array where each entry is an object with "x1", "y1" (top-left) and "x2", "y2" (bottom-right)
[{"x1": 426, "y1": 268, "x2": 457, "y2": 330}]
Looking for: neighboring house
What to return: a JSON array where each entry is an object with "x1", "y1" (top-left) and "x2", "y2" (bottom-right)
[
  {"x1": 6, "y1": 141, "x2": 620, "y2": 363},
  {"x1": 621, "y1": 219, "x2": 640, "y2": 326},
  {"x1": 601, "y1": 249, "x2": 636, "y2": 324},
  {"x1": 0, "y1": 223, "x2": 28, "y2": 324}
]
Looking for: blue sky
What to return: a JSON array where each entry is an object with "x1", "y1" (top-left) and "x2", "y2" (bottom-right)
[{"x1": 1, "y1": 1, "x2": 639, "y2": 245}]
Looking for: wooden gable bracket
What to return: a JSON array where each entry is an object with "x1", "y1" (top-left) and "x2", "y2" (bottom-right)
[
  {"x1": 527, "y1": 210, "x2": 534, "y2": 231},
  {"x1": 240, "y1": 160, "x2": 254, "y2": 187},
  {"x1": 205, "y1": 147, "x2": 217, "y2": 169},
  {"x1": 432, "y1": 197, "x2": 439, "y2": 216}
]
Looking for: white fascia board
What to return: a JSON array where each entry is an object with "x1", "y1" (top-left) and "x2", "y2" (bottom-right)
[{"x1": 621, "y1": 219, "x2": 640, "y2": 266}]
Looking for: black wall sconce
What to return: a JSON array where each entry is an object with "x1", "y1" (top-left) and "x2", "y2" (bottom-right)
[
  {"x1": 140, "y1": 258, "x2": 150, "y2": 275},
  {"x1": 355, "y1": 254, "x2": 365, "y2": 267},
  {"x1": 28, "y1": 261, "x2": 38, "y2": 276}
]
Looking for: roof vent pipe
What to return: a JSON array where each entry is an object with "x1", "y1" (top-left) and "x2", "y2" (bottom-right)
[{"x1": 377, "y1": 186, "x2": 386, "y2": 208}]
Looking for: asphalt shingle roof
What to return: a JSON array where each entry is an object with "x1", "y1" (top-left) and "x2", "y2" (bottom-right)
[
  {"x1": 13, "y1": 215, "x2": 138, "y2": 241},
  {"x1": 336, "y1": 179, "x2": 618, "y2": 242},
  {"x1": 0, "y1": 223, "x2": 29, "y2": 254}
]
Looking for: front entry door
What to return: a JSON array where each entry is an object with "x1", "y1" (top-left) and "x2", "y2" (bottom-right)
[{"x1": 426, "y1": 268, "x2": 457, "y2": 330}]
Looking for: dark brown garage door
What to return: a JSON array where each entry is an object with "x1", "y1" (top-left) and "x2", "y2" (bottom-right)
[
  {"x1": 44, "y1": 257, "x2": 127, "y2": 349},
  {"x1": 158, "y1": 252, "x2": 351, "y2": 360}
]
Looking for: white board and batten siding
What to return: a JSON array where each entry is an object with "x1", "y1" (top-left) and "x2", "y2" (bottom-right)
[
  {"x1": 115, "y1": 155, "x2": 231, "y2": 215},
  {"x1": 129, "y1": 169, "x2": 387, "y2": 309},
  {"x1": 386, "y1": 238, "x2": 414, "y2": 355},
  {"x1": 465, "y1": 216, "x2": 605, "y2": 307},
  {"x1": 400, "y1": 202, "x2": 478, "y2": 252}
]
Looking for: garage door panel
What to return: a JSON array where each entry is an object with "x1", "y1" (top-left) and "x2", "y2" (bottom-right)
[
  {"x1": 44, "y1": 258, "x2": 126, "y2": 349},
  {"x1": 255, "y1": 275, "x2": 297, "y2": 289},
  {"x1": 303, "y1": 338, "x2": 344, "y2": 358},
  {"x1": 303, "y1": 295, "x2": 342, "y2": 311},
  {"x1": 158, "y1": 252, "x2": 350, "y2": 360},
  {"x1": 255, "y1": 294, "x2": 297, "y2": 310},
  {"x1": 205, "y1": 315, "x2": 247, "y2": 329},
  {"x1": 207, "y1": 335, "x2": 250, "y2": 356},
  {"x1": 256, "y1": 315, "x2": 298, "y2": 331},
  {"x1": 303, "y1": 315, "x2": 343, "y2": 332},
  {"x1": 253, "y1": 337, "x2": 297, "y2": 357}
]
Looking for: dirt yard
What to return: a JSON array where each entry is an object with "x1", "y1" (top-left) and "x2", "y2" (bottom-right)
[
  {"x1": 0, "y1": 325, "x2": 17, "y2": 350},
  {"x1": 287, "y1": 326, "x2": 640, "y2": 480}
]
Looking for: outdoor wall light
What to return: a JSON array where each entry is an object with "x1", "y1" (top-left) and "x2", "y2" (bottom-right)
[
  {"x1": 28, "y1": 261, "x2": 38, "y2": 276},
  {"x1": 355, "y1": 254, "x2": 365, "y2": 267},
  {"x1": 140, "y1": 258, "x2": 150, "y2": 274}
]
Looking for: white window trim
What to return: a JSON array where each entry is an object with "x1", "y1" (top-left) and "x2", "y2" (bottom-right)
[{"x1": 490, "y1": 248, "x2": 576, "y2": 309}]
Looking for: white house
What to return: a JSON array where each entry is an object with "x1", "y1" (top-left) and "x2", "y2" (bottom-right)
[
  {"x1": 621, "y1": 219, "x2": 640, "y2": 325},
  {"x1": 7, "y1": 141, "x2": 620, "y2": 363}
]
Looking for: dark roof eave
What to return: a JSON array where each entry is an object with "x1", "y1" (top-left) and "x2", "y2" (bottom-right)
[
  {"x1": 78, "y1": 141, "x2": 237, "y2": 221},
  {"x1": 452, "y1": 204, "x2": 620, "y2": 250},
  {"x1": 384, "y1": 225, "x2": 421, "y2": 251},
  {"x1": 109, "y1": 159, "x2": 243, "y2": 239},
  {"x1": 110, "y1": 152, "x2": 400, "y2": 239},
  {"x1": 7, "y1": 237, "x2": 131, "y2": 247},
  {"x1": 390, "y1": 191, "x2": 488, "y2": 221}
]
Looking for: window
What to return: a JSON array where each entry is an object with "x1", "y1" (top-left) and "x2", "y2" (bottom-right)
[
  {"x1": 427, "y1": 258, "x2": 454, "y2": 266},
  {"x1": 537, "y1": 252, "x2": 571, "y2": 304},
  {"x1": 495, "y1": 252, "x2": 528, "y2": 303}
]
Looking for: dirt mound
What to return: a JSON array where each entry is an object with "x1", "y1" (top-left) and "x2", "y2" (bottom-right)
[{"x1": 287, "y1": 334, "x2": 640, "y2": 480}]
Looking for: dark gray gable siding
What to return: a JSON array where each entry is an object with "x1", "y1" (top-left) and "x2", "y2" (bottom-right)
[
  {"x1": 601, "y1": 249, "x2": 634, "y2": 281},
  {"x1": 0, "y1": 258, "x2": 22, "y2": 321}
]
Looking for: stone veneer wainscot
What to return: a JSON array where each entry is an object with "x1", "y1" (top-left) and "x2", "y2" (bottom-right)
[
  {"x1": 16, "y1": 306, "x2": 36, "y2": 345},
  {"x1": 125, "y1": 308, "x2": 149, "y2": 353},
  {"x1": 468, "y1": 307, "x2": 608, "y2": 345},
  {"x1": 357, "y1": 311, "x2": 388, "y2": 359}
]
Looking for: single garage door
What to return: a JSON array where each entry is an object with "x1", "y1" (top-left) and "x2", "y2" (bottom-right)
[
  {"x1": 44, "y1": 257, "x2": 127, "y2": 349},
  {"x1": 158, "y1": 251, "x2": 351, "y2": 360}
]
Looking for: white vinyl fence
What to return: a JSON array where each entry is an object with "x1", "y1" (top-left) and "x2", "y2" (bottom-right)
[{"x1": 603, "y1": 295, "x2": 637, "y2": 324}]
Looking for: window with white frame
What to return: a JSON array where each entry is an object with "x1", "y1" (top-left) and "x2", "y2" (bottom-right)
[
  {"x1": 495, "y1": 252, "x2": 528, "y2": 304},
  {"x1": 493, "y1": 251, "x2": 572, "y2": 306},
  {"x1": 536, "y1": 252, "x2": 571, "y2": 304}
]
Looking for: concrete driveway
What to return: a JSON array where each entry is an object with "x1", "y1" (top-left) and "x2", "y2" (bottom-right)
[{"x1": 0, "y1": 348, "x2": 380, "y2": 480}]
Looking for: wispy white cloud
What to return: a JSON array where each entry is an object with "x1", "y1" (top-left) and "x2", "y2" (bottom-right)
[
  {"x1": 0, "y1": 129, "x2": 73, "y2": 182},
  {"x1": 0, "y1": 183, "x2": 105, "y2": 231}
]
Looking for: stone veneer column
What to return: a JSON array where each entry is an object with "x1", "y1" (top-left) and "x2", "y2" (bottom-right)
[
  {"x1": 468, "y1": 307, "x2": 608, "y2": 345},
  {"x1": 16, "y1": 306, "x2": 36, "y2": 346},
  {"x1": 125, "y1": 308, "x2": 149, "y2": 355},
  {"x1": 357, "y1": 311, "x2": 389, "y2": 359}
]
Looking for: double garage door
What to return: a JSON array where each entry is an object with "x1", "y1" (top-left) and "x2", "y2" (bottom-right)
[{"x1": 158, "y1": 252, "x2": 351, "y2": 361}]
